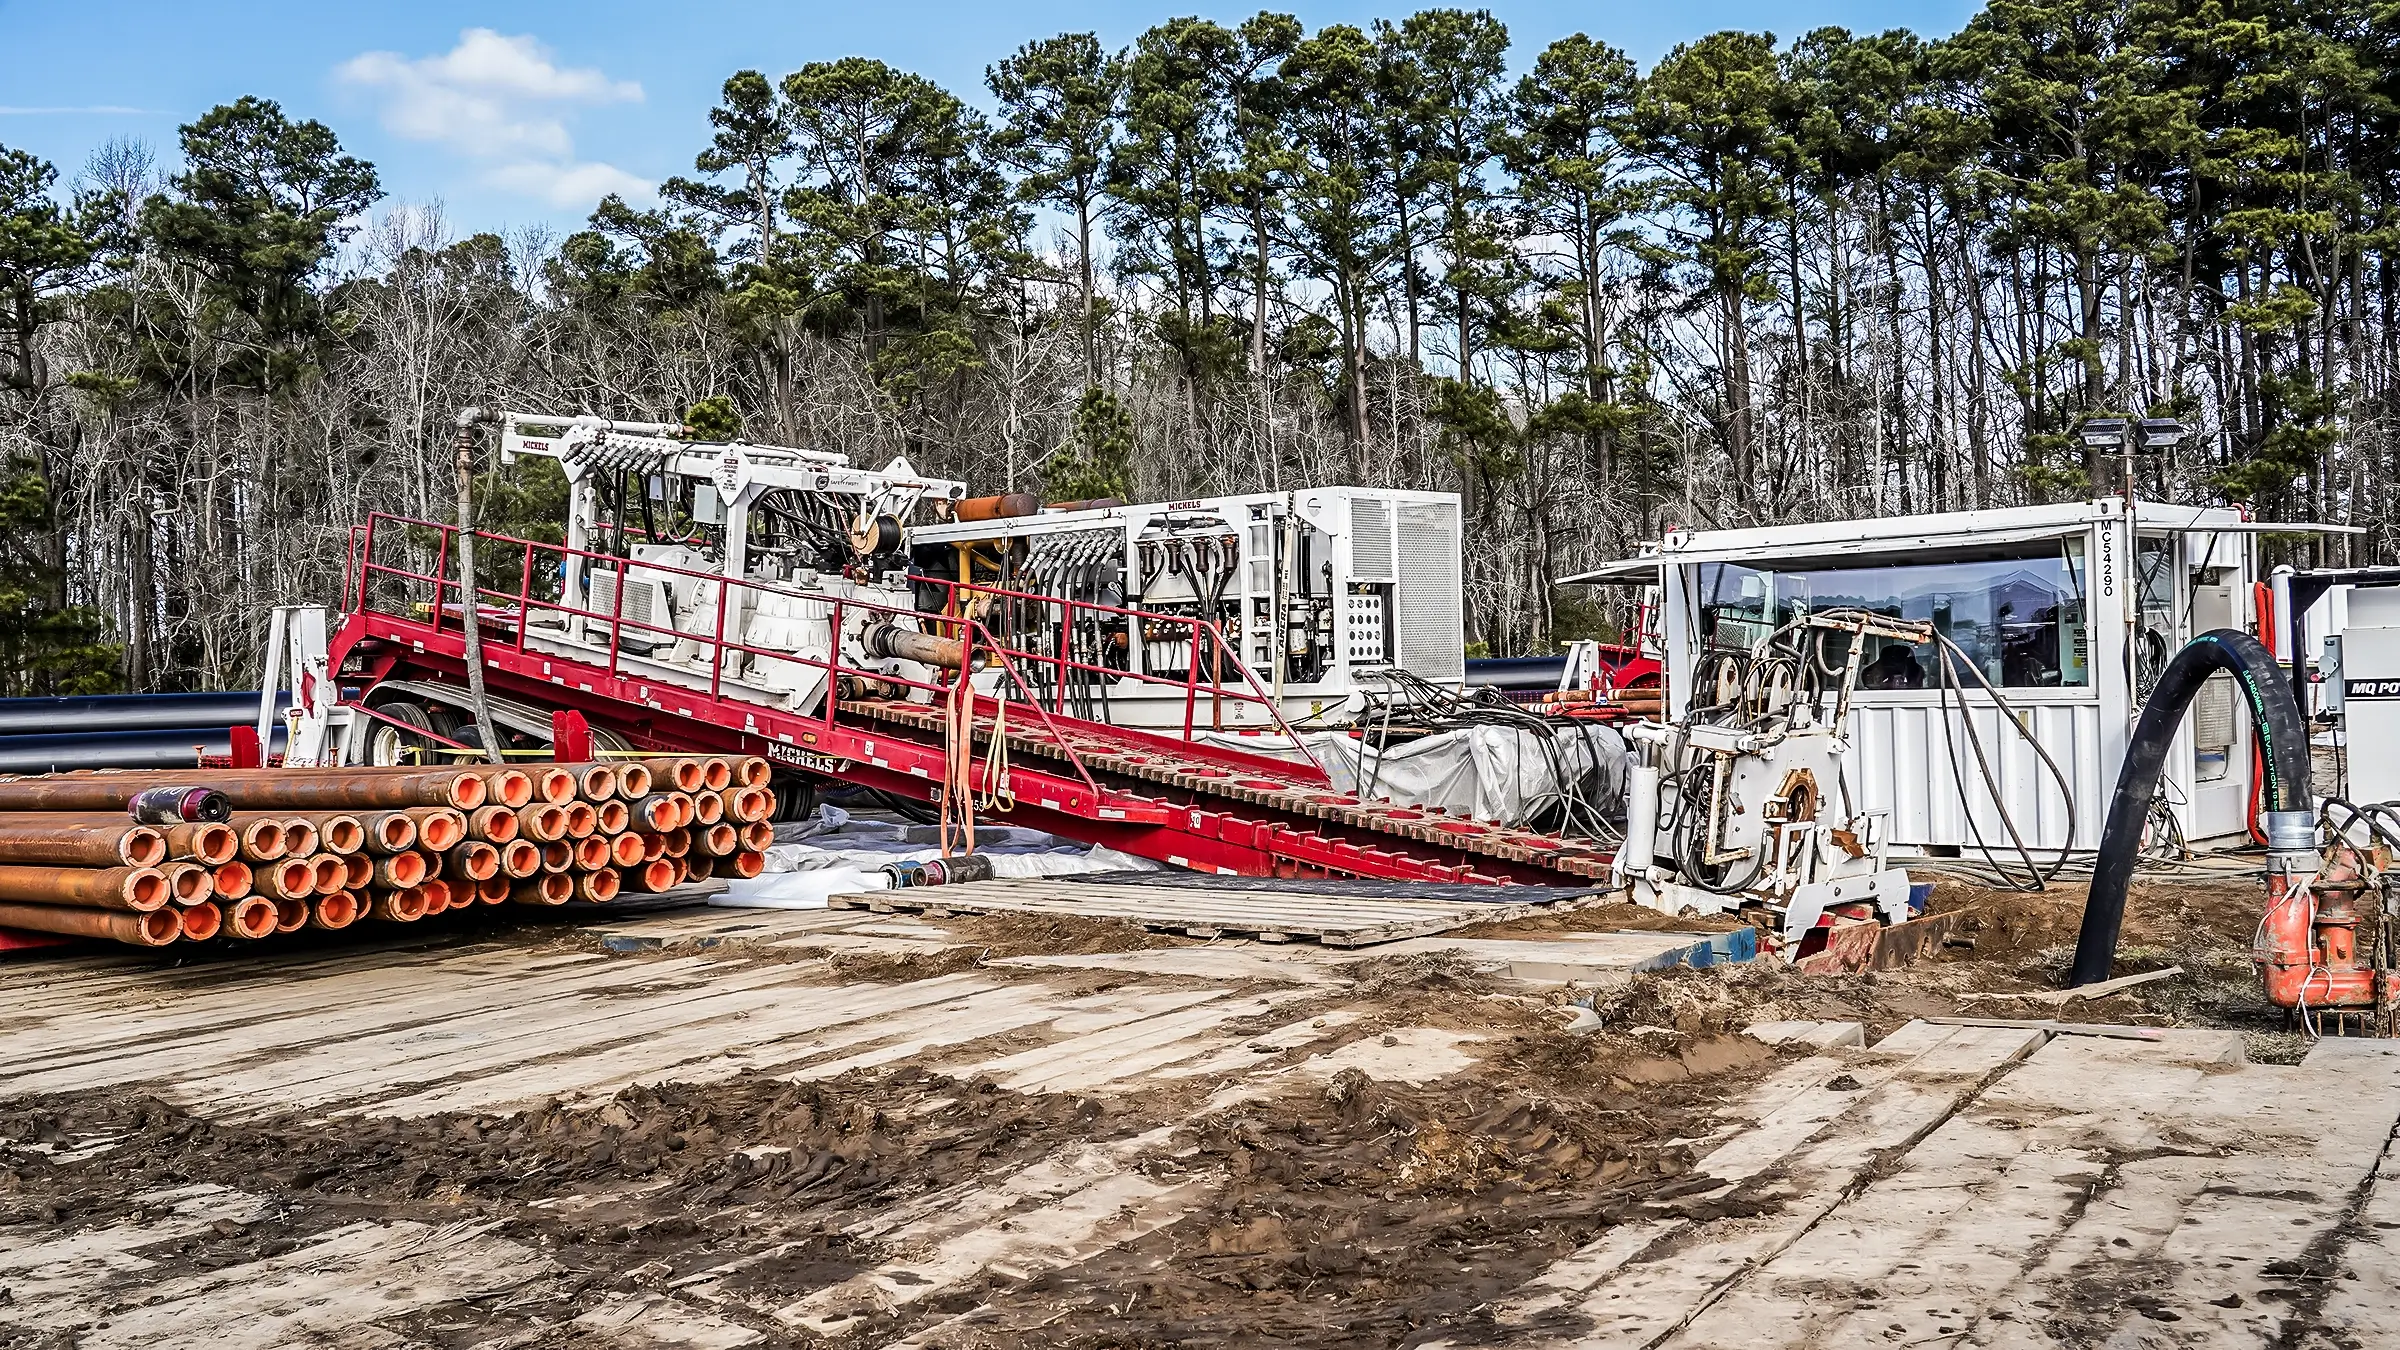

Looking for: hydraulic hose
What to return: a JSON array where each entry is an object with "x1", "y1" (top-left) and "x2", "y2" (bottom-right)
[{"x1": 2070, "y1": 628, "x2": 2313, "y2": 986}]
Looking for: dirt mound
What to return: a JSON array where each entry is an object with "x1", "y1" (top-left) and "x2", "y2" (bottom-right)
[
  {"x1": 931, "y1": 1061, "x2": 1754, "y2": 1349},
  {"x1": 0, "y1": 1067, "x2": 1110, "y2": 1314}
]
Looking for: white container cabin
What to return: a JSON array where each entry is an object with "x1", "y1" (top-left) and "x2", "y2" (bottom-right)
[{"x1": 1574, "y1": 498, "x2": 2290, "y2": 854}]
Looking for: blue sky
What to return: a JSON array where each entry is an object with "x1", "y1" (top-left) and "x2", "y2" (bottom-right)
[{"x1": 1, "y1": 0, "x2": 1982, "y2": 238}]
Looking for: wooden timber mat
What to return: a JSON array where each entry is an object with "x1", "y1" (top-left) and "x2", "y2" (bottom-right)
[
  {"x1": 826, "y1": 876, "x2": 1587, "y2": 946},
  {"x1": 1053, "y1": 871, "x2": 1610, "y2": 903}
]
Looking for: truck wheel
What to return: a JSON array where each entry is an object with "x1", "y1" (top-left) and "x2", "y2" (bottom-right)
[{"x1": 366, "y1": 702, "x2": 439, "y2": 766}]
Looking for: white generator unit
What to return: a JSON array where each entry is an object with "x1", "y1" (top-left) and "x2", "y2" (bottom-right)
[{"x1": 907, "y1": 488, "x2": 1465, "y2": 727}]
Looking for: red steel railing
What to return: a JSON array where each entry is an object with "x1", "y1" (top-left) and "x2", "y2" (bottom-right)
[{"x1": 348, "y1": 513, "x2": 1332, "y2": 788}]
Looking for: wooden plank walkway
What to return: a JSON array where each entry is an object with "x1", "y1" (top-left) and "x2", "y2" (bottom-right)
[{"x1": 829, "y1": 876, "x2": 1598, "y2": 946}]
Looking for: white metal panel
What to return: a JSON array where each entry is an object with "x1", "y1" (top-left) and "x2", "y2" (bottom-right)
[
  {"x1": 1396, "y1": 501, "x2": 1464, "y2": 681},
  {"x1": 1845, "y1": 698, "x2": 2107, "y2": 853}
]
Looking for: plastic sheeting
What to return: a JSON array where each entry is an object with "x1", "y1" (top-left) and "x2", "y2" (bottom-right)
[
  {"x1": 711, "y1": 806, "x2": 1161, "y2": 910},
  {"x1": 1196, "y1": 722, "x2": 1629, "y2": 827}
]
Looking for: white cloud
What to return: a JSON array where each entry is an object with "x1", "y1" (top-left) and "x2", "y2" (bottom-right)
[
  {"x1": 337, "y1": 29, "x2": 648, "y2": 209},
  {"x1": 485, "y1": 159, "x2": 655, "y2": 210}
]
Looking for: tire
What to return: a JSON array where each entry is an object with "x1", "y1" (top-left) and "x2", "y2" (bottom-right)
[{"x1": 365, "y1": 701, "x2": 439, "y2": 767}]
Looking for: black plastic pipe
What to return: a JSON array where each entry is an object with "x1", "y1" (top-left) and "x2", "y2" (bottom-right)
[
  {"x1": 1466, "y1": 656, "x2": 1569, "y2": 691},
  {"x1": 0, "y1": 691, "x2": 285, "y2": 737},
  {"x1": 0, "y1": 724, "x2": 287, "y2": 775},
  {"x1": 2070, "y1": 628, "x2": 2313, "y2": 986}
]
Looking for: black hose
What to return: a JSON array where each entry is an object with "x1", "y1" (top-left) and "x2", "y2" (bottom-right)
[{"x1": 2070, "y1": 628, "x2": 2313, "y2": 986}]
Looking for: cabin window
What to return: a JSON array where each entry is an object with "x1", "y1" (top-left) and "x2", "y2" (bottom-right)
[{"x1": 1695, "y1": 537, "x2": 2091, "y2": 689}]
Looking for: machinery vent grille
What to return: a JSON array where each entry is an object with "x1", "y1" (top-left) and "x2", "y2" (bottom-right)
[
  {"x1": 1350, "y1": 498, "x2": 1395, "y2": 582},
  {"x1": 1395, "y1": 501, "x2": 1463, "y2": 681}
]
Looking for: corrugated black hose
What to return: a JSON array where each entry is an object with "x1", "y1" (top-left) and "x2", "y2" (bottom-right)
[{"x1": 2069, "y1": 629, "x2": 2314, "y2": 987}]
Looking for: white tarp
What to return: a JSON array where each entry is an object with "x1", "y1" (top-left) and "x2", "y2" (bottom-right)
[
  {"x1": 1195, "y1": 722, "x2": 1628, "y2": 827},
  {"x1": 711, "y1": 806, "x2": 1159, "y2": 909}
]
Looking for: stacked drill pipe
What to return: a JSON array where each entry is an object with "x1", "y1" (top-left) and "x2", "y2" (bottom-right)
[{"x1": 0, "y1": 756, "x2": 772, "y2": 948}]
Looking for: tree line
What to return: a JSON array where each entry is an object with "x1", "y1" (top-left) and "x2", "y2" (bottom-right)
[{"x1": 3, "y1": 0, "x2": 2397, "y2": 692}]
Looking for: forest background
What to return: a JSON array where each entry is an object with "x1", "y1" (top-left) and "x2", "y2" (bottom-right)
[{"x1": 1, "y1": 0, "x2": 2390, "y2": 692}]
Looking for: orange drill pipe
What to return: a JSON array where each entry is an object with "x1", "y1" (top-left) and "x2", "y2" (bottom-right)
[
  {"x1": 179, "y1": 901, "x2": 221, "y2": 941},
  {"x1": 355, "y1": 811, "x2": 419, "y2": 854},
  {"x1": 221, "y1": 895, "x2": 277, "y2": 939},
  {"x1": 163, "y1": 821, "x2": 239, "y2": 866},
  {"x1": 402, "y1": 807, "x2": 468, "y2": 852},
  {"x1": 696, "y1": 757, "x2": 734, "y2": 793},
  {"x1": 0, "y1": 864, "x2": 173, "y2": 912},
  {"x1": 0, "y1": 816, "x2": 170, "y2": 868},
  {"x1": 210, "y1": 859, "x2": 253, "y2": 901},
  {"x1": 158, "y1": 862, "x2": 213, "y2": 906},
  {"x1": 576, "y1": 868, "x2": 621, "y2": 903},
  {"x1": 513, "y1": 873, "x2": 574, "y2": 906},
  {"x1": 0, "y1": 768, "x2": 490, "y2": 811},
  {"x1": 231, "y1": 817, "x2": 289, "y2": 863},
  {"x1": 466, "y1": 805, "x2": 520, "y2": 843},
  {"x1": 309, "y1": 891, "x2": 360, "y2": 931},
  {"x1": 0, "y1": 900, "x2": 179, "y2": 946}
]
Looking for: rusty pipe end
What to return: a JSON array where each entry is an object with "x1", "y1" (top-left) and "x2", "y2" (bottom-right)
[
  {"x1": 274, "y1": 897, "x2": 308, "y2": 933},
  {"x1": 123, "y1": 868, "x2": 170, "y2": 912},
  {"x1": 578, "y1": 764, "x2": 618, "y2": 801},
  {"x1": 578, "y1": 868, "x2": 622, "y2": 903},
  {"x1": 700, "y1": 758, "x2": 734, "y2": 793},
  {"x1": 320, "y1": 817, "x2": 365, "y2": 855},
  {"x1": 638, "y1": 859, "x2": 679, "y2": 892},
  {"x1": 730, "y1": 850, "x2": 765, "y2": 879},
  {"x1": 312, "y1": 892, "x2": 359, "y2": 930},
  {"x1": 662, "y1": 828, "x2": 691, "y2": 859},
  {"x1": 211, "y1": 859, "x2": 253, "y2": 901},
  {"x1": 598, "y1": 800, "x2": 630, "y2": 834},
  {"x1": 459, "y1": 841, "x2": 500, "y2": 881},
  {"x1": 380, "y1": 851, "x2": 428, "y2": 890},
  {"x1": 228, "y1": 896, "x2": 278, "y2": 939},
  {"x1": 575, "y1": 835, "x2": 611, "y2": 871},
  {"x1": 540, "y1": 840, "x2": 573, "y2": 872},
  {"x1": 477, "y1": 875, "x2": 510, "y2": 905},
  {"x1": 370, "y1": 813, "x2": 418, "y2": 853},
  {"x1": 705, "y1": 823, "x2": 739, "y2": 855},
  {"x1": 492, "y1": 770, "x2": 534, "y2": 809},
  {"x1": 165, "y1": 864, "x2": 212, "y2": 905},
  {"x1": 134, "y1": 907, "x2": 181, "y2": 944},
  {"x1": 503, "y1": 839, "x2": 542, "y2": 878},
  {"x1": 419, "y1": 812, "x2": 465, "y2": 851},
  {"x1": 447, "y1": 772, "x2": 488, "y2": 810},
  {"x1": 281, "y1": 821, "x2": 320, "y2": 858},
  {"x1": 735, "y1": 756, "x2": 770, "y2": 788},
  {"x1": 419, "y1": 879, "x2": 453, "y2": 914},
  {"x1": 176, "y1": 902, "x2": 219, "y2": 942},
  {"x1": 312, "y1": 855, "x2": 346, "y2": 895},
  {"x1": 670, "y1": 759, "x2": 705, "y2": 793},
  {"x1": 541, "y1": 872, "x2": 575, "y2": 904},
  {"x1": 344, "y1": 852, "x2": 374, "y2": 890},
  {"x1": 123, "y1": 826, "x2": 168, "y2": 868},
  {"x1": 242, "y1": 820, "x2": 287, "y2": 861},
  {"x1": 535, "y1": 768, "x2": 576, "y2": 804},
  {"x1": 564, "y1": 801, "x2": 598, "y2": 838},
  {"x1": 194, "y1": 823, "x2": 238, "y2": 865},
  {"x1": 470, "y1": 804, "x2": 518, "y2": 843},
  {"x1": 617, "y1": 764, "x2": 653, "y2": 798},
  {"x1": 693, "y1": 792, "x2": 725, "y2": 826},
  {"x1": 610, "y1": 832, "x2": 645, "y2": 868}
]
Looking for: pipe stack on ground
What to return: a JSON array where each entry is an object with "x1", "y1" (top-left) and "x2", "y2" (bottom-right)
[{"x1": 0, "y1": 756, "x2": 773, "y2": 949}]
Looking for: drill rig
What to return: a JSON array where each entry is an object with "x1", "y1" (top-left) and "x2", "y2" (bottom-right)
[
  {"x1": 1616, "y1": 609, "x2": 1932, "y2": 938},
  {"x1": 330, "y1": 411, "x2": 970, "y2": 763}
]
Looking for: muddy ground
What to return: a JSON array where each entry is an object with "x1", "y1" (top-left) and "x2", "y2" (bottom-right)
[{"x1": 0, "y1": 863, "x2": 2299, "y2": 1348}]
